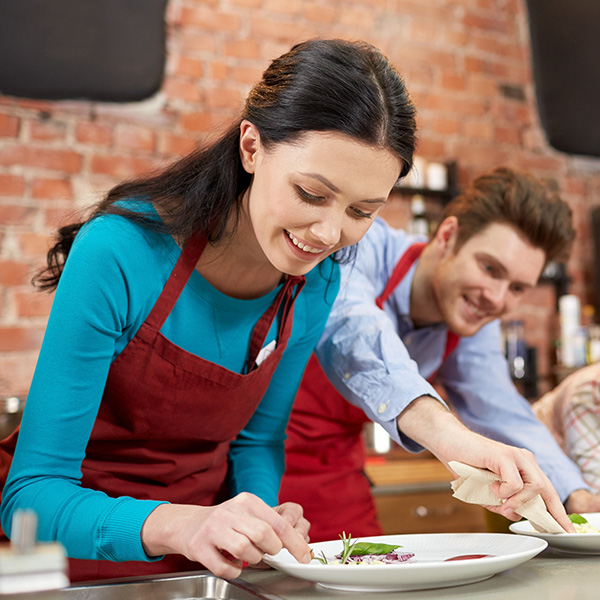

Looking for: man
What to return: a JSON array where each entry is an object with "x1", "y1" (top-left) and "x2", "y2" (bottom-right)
[{"x1": 279, "y1": 167, "x2": 594, "y2": 541}]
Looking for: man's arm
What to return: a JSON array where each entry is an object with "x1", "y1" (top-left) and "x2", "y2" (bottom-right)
[
  {"x1": 395, "y1": 396, "x2": 574, "y2": 532},
  {"x1": 437, "y1": 320, "x2": 593, "y2": 506}
]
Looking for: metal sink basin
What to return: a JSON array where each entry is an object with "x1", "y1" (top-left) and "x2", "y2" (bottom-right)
[{"x1": 62, "y1": 573, "x2": 282, "y2": 600}]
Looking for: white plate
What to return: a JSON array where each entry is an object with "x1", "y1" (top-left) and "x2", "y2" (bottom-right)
[
  {"x1": 510, "y1": 512, "x2": 600, "y2": 555},
  {"x1": 263, "y1": 533, "x2": 547, "y2": 592}
]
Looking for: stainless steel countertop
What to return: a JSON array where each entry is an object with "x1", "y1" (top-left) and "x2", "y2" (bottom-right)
[{"x1": 239, "y1": 547, "x2": 599, "y2": 599}]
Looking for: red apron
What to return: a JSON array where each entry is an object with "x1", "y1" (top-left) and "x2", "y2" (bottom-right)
[
  {"x1": 0, "y1": 233, "x2": 305, "y2": 582},
  {"x1": 280, "y1": 243, "x2": 458, "y2": 542}
]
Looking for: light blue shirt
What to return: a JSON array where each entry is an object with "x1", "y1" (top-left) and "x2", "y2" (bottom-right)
[{"x1": 316, "y1": 217, "x2": 588, "y2": 502}]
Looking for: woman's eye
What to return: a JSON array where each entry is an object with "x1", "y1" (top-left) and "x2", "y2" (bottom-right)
[
  {"x1": 351, "y1": 207, "x2": 373, "y2": 219},
  {"x1": 296, "y1": 186, "x2": 324, "y2": 203}
]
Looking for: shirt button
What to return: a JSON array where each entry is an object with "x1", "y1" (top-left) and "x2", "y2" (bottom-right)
[
  {"x1": 377, "y1": 403, "x2": 387, "y2": 414},
  {"x1": 343, "y1": 372, "x2": 351, "y2": 380}
]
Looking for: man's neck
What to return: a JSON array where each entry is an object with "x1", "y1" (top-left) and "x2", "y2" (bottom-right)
[{"x1": 409, "y1": 243, "x2": 444, "y2": 328}]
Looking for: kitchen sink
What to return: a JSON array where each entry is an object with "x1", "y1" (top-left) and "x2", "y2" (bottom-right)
[{"x1": 61, "y1": 573, "x2": 283, "y2": 600}]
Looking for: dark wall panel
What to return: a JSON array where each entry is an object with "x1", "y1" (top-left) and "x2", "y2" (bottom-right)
[{"x1": 0, "y1": 0, "x2": 168, "y2": 102}]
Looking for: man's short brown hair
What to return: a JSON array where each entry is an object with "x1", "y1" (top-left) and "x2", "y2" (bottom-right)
[{"x1": 437, "y1": 166, "x2": 575, "y2": 263}]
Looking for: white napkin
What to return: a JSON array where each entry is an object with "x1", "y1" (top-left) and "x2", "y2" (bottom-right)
[{"x1": 449, "y1": 461, "x2": 566, "y2": 534}]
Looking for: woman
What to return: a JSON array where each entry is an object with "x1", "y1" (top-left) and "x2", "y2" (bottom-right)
[{"x1": 0, "y1": 39, "x2": 416, "y2": 581}]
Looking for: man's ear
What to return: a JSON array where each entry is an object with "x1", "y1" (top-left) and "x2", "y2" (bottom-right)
[
  {"x1": 434, "y1": 216, "x2": 459, "y2": 256},
  {"x1": 239, "y1": 119, "x2": 261, "y2": 174}
]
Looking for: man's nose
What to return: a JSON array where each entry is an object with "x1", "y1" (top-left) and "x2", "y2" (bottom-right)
[{"x1": 484, "y1": 279, "x2": 512, "y2": 312}]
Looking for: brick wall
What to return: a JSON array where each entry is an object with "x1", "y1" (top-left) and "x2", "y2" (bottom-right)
[{"x1": 1, "y1": 0, "x2": 600, "y2": 398}]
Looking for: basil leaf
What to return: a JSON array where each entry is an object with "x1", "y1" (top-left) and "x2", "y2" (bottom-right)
[
  {"x1": 350, "y1": 542, "x2": 401, "y2": 556},
  {"x1": 569, "y1": 513, "x2": 588, "y2": 524}
]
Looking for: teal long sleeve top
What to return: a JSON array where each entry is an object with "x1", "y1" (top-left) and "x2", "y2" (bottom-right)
[{"x1": 1, "y1": 210, "x2": 339, "y2": 563}]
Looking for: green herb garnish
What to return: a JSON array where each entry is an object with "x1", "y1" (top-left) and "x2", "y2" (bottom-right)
[
  {"x1": 338, "y1": 531, "x2": 358, "y2": 564},
  {"x1": 569, "y1": 513, "x2": 588, "y2": 525},
  {"x1": 350, "y1": 541, "x2": 401, "y2": 556}
]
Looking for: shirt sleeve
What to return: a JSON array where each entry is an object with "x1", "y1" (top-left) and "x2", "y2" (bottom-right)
[
  {"x1": 437, "y1": 320, "x2": 590, "y2": 502},
  {"x1": 1, "y1": 218, "x2": 167, "y2": 562},
  {"x1": 228, "y1": 260, "x2": 341, "y2": 506},
  {"x1": 562, "y1": 385, "x2": 600, "y2": 493},
  {"x1": 314, "y1": 224, "x2": 445, "y2": 452}
]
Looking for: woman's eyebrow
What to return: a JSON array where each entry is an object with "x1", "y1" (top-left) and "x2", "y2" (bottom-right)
[{"x1": 299, "y1": 172, "x2": 388, "y2": 203}]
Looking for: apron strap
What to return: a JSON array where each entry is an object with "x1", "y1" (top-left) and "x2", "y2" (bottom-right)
[
  {"x1": 375, "y1": 242, "x2": 426, "y2": 309},
  {"x1": 145, "y1": 233, "x2": 208, "y2": 331},
  {"x1": 374, "y1": 241, "x2": 460, "y2": 379},
  {"x1": 247, "y1": 275, "x2": 306, "y2": 372}
]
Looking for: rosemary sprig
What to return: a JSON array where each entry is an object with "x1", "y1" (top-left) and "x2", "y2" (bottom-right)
[
  {"x1": 338, "y1": 531, "x2": 358, "y2": 564},
  {"x1": 310, "y1": 531, "x2": 359, "y2": 565}
]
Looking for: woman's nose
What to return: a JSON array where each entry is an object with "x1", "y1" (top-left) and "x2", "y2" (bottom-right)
[{"x1": 308, "y1": 213, "x2": 343, "y2": 247}]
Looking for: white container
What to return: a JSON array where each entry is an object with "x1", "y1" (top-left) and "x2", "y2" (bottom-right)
[{"x1": 426, "y1": 161, "x2": 448, "y2": 191}]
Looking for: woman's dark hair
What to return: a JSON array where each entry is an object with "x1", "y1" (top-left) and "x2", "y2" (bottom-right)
[{"x1": 35, "y1": 38, "x2": 417, "y2": 290}]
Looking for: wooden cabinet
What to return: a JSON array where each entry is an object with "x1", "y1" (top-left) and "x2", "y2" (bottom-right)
[{"x1": 365, "y1": 454, "x2": 488, "y2": 535}]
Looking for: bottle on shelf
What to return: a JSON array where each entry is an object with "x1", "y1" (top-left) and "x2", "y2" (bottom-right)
[{"x1": 408, "y1": 194, "x2": 429, "y2": 237}]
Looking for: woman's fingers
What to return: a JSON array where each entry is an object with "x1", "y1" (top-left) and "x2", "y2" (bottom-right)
[{"x1": 275, "y1": 502, "x2": 311, "y2": 542}]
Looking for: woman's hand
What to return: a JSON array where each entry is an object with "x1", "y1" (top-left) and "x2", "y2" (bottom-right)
[
  {"x1": 275, "y1": 502, "x2": 310, "y2": 542},
  {"x1": 396, "y1": 396, "x2": 575, "y2": 533},
  {"x1": 141, "y1": 493, "x2": 312, "y2": 579}
]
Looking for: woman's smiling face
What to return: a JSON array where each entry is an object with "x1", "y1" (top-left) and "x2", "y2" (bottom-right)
[{"x1": 239, "y1": 121, "x2": 403, "y2": 277}]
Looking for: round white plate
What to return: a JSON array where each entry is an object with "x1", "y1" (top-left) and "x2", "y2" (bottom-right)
[
  {"x1": 510, "y1": 512, "x2": 600, "y2": 555},
  {"x1": 263, "y1": 533, "x2": 547, "y2": 592}
]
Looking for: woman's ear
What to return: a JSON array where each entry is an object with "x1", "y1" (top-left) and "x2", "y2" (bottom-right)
[
  {"x1": 239, "y1": 120, "x2": 261, "y2": 174},
  {"x1": 434, "y1": 216, "x2": 459, "y2": 256}
]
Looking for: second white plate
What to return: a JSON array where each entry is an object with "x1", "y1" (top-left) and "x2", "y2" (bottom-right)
[
  {"x1": 509, "y1": 512, "x2": 600, "y2": 555},
  {"x1": 263, "y1": 533, "x2": 547, "y2": 592}
]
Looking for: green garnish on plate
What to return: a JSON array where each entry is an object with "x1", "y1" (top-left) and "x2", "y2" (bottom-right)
[
  {"x1": 311, "y1": 532, "x2": 402, "y2": 565},
  {"x1": 569, "y1": 513, "x2": 588, "y2": 525}
]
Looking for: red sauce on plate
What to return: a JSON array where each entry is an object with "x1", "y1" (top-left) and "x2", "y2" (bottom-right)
[{"x1": 444, "y1": 554, "x2": 493, "y2": 561}]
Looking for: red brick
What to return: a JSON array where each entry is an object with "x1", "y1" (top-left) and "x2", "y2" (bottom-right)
[
  {"x1": 302, "y1": 3, "x2": 336, "y2": 23},
  {"x1": 204, "y1": 88, "x2": 243, "y2": 110},
  {"x1": 15, "y1": 291, "x2": 54, "y2": 318},
  {"x1": 0, "y1": 174, "x2": 25, "y2": 197},
  {"x1": 32, "y1": 177, "x2": 73, "y2": 200},
  {"x1": 29, "y1": 119, "x2": 67, "y2": 142},
  {"x1": 249, "y1": 15, "x2": 316, "y2": 42},
  {"x1": 0, "y1": 327, "x2": 45, "y2": 352},
  {"x1": 224, "y1": 40, "x2": 260, "y2": 60},
  {"x1": 0, "y1": 113, "x2": 20, "y2": 137},
  {"x1": 90, "y1": 154, "x2": 162, "y2": 179},
  {"x1": 175, "y1": 56, "x2": 204, "y2": 78},
  {"x1": 115, "y1": 125, "x2": 156, "y2": 153},
  {"x1": 0, "y1": 204, "x2": 34, "y2": 226},
  {"x1": 0, "y1": 261, "x2": 30, "y2": 286},
  {"x1": 209, "y1": 61, "x2": 229, "y2": 81},
  {"x1": 44, "y1": 206, "x2": 79, "y2": 229},
  {"x1": 0, "y1": 354, "x2": 38, "y2": 397},
  {"x1": 17, "y1": 232, "x2": 54, "y2": 258},
  {"x1": 180, "y1": 6, "x2": 241, "y2": 32},
  {"x1": 159, "y1": 132, "x2": 199, "y2": 157},
  {"x1": 179, "y1": 112, "x2": 216, "y2": 133},
  {"x1": 441, "y1": 73, "x2": 467, "y2": 91},
  {"x1": 0, "y1": 146, "x2": 82, "y2": 173},
  {"x1": 75, "y1": 122, "x2": 113, "y2": 146},
  {"x1": 163, "y1": 78, "x2": 202, "y2": 102}
]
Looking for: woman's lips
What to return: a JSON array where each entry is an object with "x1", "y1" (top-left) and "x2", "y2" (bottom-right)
[{"x1": 284, "y1": 230, "x2": 327, "y2": 261}]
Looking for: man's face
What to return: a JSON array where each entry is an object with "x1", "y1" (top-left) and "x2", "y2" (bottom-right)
[{"x1": 432, "y1": 222, "x2": 546, "y2": 337}]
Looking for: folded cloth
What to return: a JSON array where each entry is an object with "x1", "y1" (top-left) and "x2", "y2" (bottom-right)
[{"x1": 448, "y1": 461, "x2": 566, "y2": 534}]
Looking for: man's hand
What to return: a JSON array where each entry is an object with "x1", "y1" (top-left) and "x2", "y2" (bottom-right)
[{"x1": 396, "y1": 396, "x2": 575, "y2": 533}]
